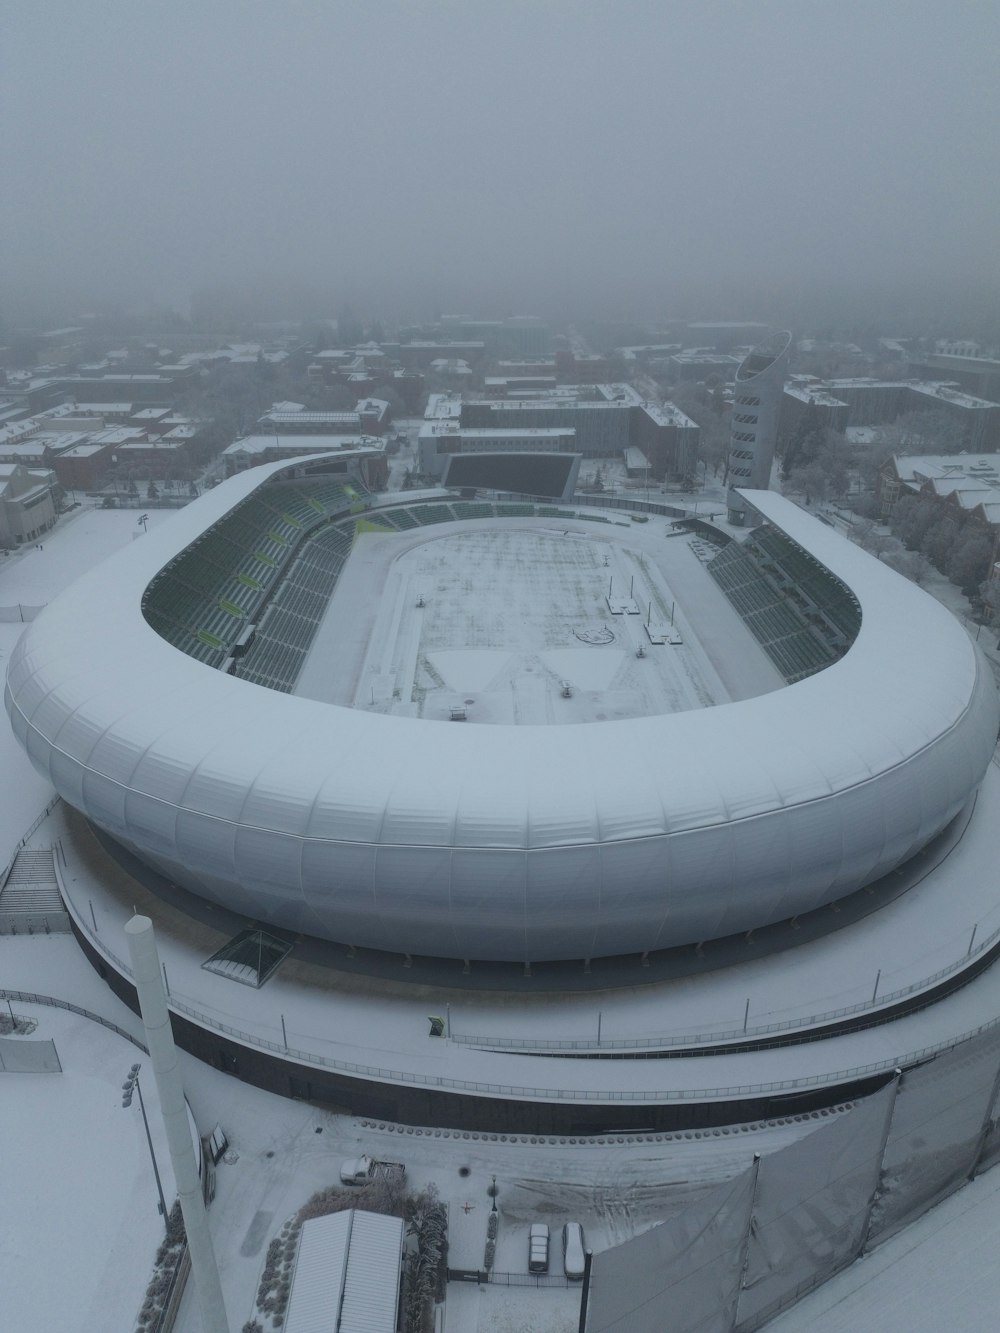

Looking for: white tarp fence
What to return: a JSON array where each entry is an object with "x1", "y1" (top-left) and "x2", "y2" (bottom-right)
[
  {"x1": 869, "y1": 1026, "x2": 1000, "y2": 1242},
  {"x1": 734, "y1": 1083, "x2": 894, "y2": 1329},
  {"x1": 586, "y1": 1167, "x2": 756, "y2": 1333},
  {"x1": 586, "y1": 1031, "x2": 1000, "y2": 1333}
]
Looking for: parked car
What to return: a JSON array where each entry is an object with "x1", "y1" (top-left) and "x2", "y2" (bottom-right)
[
  {"x1": 563, "y1": 1221, "x2": 586, "y2": 1279},
  {"x1": 528, "y1": 1222, "x2": 550, "y2": 1273}
]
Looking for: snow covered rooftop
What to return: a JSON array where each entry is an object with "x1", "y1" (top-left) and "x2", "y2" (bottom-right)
[
  {"x1": 286, "y1": 1210, "x2": 403, "y2": 1333},
  {"x1": 223, "y1": 434, "x2": 379, "y2": 456},
  {"x1": 894, "y1": 454, "x2": 1000, "y2": 484}
]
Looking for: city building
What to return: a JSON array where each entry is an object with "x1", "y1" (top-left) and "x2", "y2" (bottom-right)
[
  {"x1": 907, "y1": 348, "x2": 1000, "y2": 403},
  {"x1": 667, "y1": 350, "x2": 743, "y2": 382},
  {"x1": 483, "y1": 375, "x2": 558, "y2": 397},
  {"x1": 439, "y1": 314, "x2": 550, "y2": 357},
  {"x1": 459, "y1": 383, "x2": 699, "y2": 481},
  {"x1": 51, "y1": 439, "x2": 120, "y2": 492},
  {"x1": 726, "y1": 331, "x2": 792, "y2": 524},
  {"x1": 876, "y1": 452, "x2": 1000, "y2": 559},
  {"x1": 221, "y1": 435, "x2": 388, "y2": 489},
  {"x1": 63, "y1": 371, "x2": 189, "y2": 404},
  {"x1": 396, "y1": 341, "x2": 486, "y2": 370},
  {"x1": 418, "y1": 423, "x2": 576, "y2": 478},
  {"x1": 780, "y1": 378, "x2": 1000, "y2": 452},
  {"x1": 0, "y1": 462, "x2": 59, "y2": 547},
  {"x1": 258, "y1": 409, "x2": 364, "y2": 435},
  {"x1": 777, "y1": 378, "x2": 852, "y2": 445}
]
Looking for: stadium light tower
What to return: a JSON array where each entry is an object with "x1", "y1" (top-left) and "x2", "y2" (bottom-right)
[{"x1": 122, "y1": 1061, "x2": 168, "y2": 1229}]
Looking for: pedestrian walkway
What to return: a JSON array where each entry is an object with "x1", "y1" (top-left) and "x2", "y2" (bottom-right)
[{"x1": 0, "y1": 847, "x2": 69, "y2": 934}]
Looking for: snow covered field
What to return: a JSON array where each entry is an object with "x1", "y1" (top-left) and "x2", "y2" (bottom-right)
[{"x1": 296, "y1": 515, "x2": 783, "y2": 721}]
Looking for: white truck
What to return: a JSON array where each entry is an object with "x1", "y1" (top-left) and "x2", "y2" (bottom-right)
[{"x1": 339, "y1": 1153, "x2": 406, "y2": 1187}]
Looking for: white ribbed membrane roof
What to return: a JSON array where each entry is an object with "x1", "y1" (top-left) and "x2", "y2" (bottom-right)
[{"x1": 5, "y1": 464, "x2": 997, "y2": 961}]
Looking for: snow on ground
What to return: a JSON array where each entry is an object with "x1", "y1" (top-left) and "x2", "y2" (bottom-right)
[
  {"x1": 0, "y1": 502, "x2": 174, "y2": 610},
  {"x1": 0, "y1": 995, "x2": 178, "y2": 1333},
  {"x1": 444, "y1": 1284, "x2": 578, "y2": 1332}
]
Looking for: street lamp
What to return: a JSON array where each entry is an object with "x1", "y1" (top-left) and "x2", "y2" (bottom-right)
[
  {"x1": 138, "y1": 513, "x2": 149, "y2": 533},
  {"x1": 122, "y1": 1062, "x2": 168, "y2": 1229}
]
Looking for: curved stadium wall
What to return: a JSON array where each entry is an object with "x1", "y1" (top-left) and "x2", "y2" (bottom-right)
[{"x1": 5, "y1": 460, "x2": 997, "y2": 963}]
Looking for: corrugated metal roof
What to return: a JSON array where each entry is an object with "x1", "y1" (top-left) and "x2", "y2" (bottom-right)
[
  {"x1": 339, "y1": 1211, "x2": 404, "y2": 1333},
  {"x1": 285, "y1": 1210, "x2": 350, "y2": 1333},
  {"x1": 284, "y1": 1209, "x2": 403, "y2": 1333}
]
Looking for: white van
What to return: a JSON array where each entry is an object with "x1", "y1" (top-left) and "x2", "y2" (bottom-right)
[{"x1": 563, "y1": 1221, "x2": 586, "y2": 1279}]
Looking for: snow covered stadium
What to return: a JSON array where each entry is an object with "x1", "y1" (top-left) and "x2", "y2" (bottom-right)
[{"x1": 7, "y1": 455, "x2": 1000, "y2": 1140}]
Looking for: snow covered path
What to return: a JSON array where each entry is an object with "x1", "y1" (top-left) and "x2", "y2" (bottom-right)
[{"x1": 0, "y1": 991, "x2": 177, "y2": 1333}]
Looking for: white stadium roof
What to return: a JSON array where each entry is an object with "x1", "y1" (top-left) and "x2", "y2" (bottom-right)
[{"x1": 5, "y1": 463, "x2": 997, "y2": 962}]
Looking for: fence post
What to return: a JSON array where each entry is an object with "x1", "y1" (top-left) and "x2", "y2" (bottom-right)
[
  {"x1": 859, "y1": 1068, "x2": 903, "y2": 1254},
  {"x1": 578, "y1": 1250, "x2": 593, "y2": 1333},
  {"x1": 732, "y1": 1153, "x2": 762, "y2": 1331}
]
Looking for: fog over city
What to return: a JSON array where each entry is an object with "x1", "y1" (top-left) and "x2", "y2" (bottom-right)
[{"x1": 3, "y1": 0, "x2": 998, "y2": 330}]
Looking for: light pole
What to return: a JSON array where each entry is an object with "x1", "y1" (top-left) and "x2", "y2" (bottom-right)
[
  {"x1": 122, "y1": 1062, "x2": 168, "y2": 1229},
  {"x1": 138, "y1": 513, "x2": 149, "y2": 533}
]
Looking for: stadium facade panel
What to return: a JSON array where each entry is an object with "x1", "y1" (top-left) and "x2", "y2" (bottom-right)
[{"x1": 5, "y1": 461, "x2": 997, "y2": 962}]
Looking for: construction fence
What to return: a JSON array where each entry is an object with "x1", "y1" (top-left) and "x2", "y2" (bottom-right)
[{"x1": 586, "y1": 1023, "x2": 1000, "y2": 1331}]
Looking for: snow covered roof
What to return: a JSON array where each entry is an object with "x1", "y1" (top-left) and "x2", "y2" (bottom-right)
[
  {"x1": 783, "y1": 385, "x2": 850, "y2": 407},
  {"x1": 284, "y1": 1209, "x2": 403, "y2": 1333},
  {"x1": 223, "y1": 434, "x2": 377, "y2": 456},
  {"x1": 893, "y1": 454, "x2": 1000, "y2": 486},
  {"x1": 262, "y1": 412, "x2": 361, "y2": 425},
  {"x1": 5, "y1": 472, "x2": 997, "y2": 963}
]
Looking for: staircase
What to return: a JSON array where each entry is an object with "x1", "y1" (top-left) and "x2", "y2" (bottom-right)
[{"x1": 0, "y1": 848, "x2": 70, "y2": 934}]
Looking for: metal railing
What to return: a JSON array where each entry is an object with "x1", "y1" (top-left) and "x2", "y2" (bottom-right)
[
  {"x1": 448, "y1": 923, "x2": 1000, "y2": 1055},
  {"x1": 0, "y1": 796, "x2": 62, "y2": 890},
  {"x1": 58, "y1": 873, "x2": 1000, "y2": 1105},
  {"x1": 0, "y1": 988, "x2": 146, "y2": 1053},
  {"x1": 484, "y1": 1270, "x2": 573, "y2": 1288}
]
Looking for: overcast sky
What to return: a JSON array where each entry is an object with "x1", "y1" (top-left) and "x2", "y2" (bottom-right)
[{"x1": 3, "y1": 1, "x2": 998, "y2": 329}]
